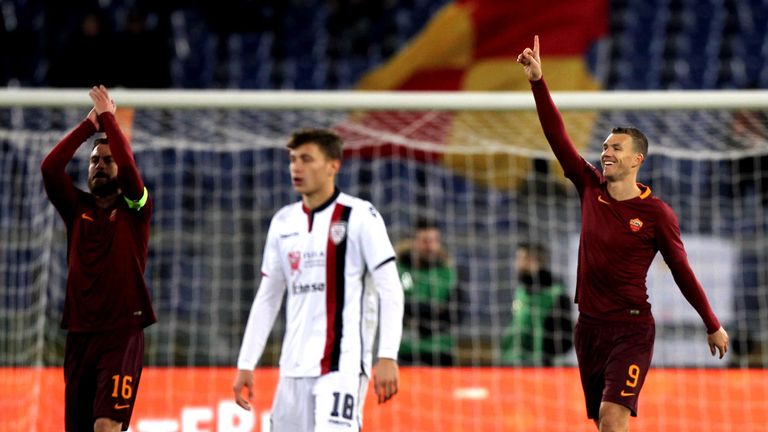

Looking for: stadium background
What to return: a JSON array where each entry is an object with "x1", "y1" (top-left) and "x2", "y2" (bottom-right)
[{"x1": 1, "y1": 0, "x2": 767, "y2": 430}]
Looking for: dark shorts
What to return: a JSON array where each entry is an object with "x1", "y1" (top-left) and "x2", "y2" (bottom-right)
[
  {"x1": 64, "y1": 327, "x2": 144, "y2": 432},
  {"x1": 574, "y1": 314, "x2": 655, "y2": 419}
]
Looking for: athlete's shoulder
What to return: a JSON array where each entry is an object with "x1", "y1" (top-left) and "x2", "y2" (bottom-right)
[
  {"x1": 646, "y1": 194, "x2": 678, "y2": 220},
  {"x1": 272, "y1": 201, "x2": 303, "y2": 223},
  {"x1": 336, "y1": 192, "x2": 364, "y2": 207},
  {"x1": 338, "y1": 192, "x2": 383, "y2": 219}
]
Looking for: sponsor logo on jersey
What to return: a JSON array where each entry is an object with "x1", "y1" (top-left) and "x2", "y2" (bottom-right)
[
  {"x1": 81, "y1": 213, "x2": 94, "y2": 222},
  {"x1": 330, "y1": 221, "x2": 348, "y2": 245},
  {"x1": 292, "y1": 282, "x2": 325, "y2": 294},
  {"x1": 300, "y1": 250, "x2": 326, "y2": 269},
  {"x1": 629, "y1": 218, "x2": 643, "y2": 232},
  {"x1": 598, "y1": 195, "x2": 610, "y2": 205},
  {"x1": 620, "y1": 390, "x2": 636, "y2": 397},
  {"x1": 303, "y1": 251, "x2": 325, "y2": 258}
]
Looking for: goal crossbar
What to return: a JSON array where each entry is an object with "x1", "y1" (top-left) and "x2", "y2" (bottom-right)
[{"x1": 0, "y1": 88, "x2": 766, "y2": 110}]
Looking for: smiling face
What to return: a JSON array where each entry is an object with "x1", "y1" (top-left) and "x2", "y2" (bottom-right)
[
  {"x1": 288, "y1": 142, "x2": 340, "y2": 199},
  {"x1": 88, "y1": 143, "x2": 120, "y2": 197},
  {"x1": 601, "y1": 133, "x2": 644, "y2": 182}
]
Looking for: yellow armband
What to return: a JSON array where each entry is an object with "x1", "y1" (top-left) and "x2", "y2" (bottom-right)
[{"x1": 124, "y1": 187, "x2": 149, "y2": 211}]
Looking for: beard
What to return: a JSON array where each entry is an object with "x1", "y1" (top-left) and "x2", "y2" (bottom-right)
[
  {"x1": 518, "y1": 271, "x2": 534, "y2": 286},
  {"x1": 89, "y1": 177, "x2": 120, "y2": 198}
]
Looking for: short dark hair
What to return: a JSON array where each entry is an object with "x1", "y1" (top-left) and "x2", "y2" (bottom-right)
[
  {"x1": 517, "y1": 241, "x2": 548, "y2": 264},
  {"x1": 92, "y1": 137, "x2": 109, "y2": 149},
  {"x1": 415, "y1": 217, "x2": 440, "y2": 232},
  {"x1": 611, "y1": 126, "x2": 648, "y2": 158},
  {"x1": 286, "y1": 128, "x2": 343, "y2": 161}
]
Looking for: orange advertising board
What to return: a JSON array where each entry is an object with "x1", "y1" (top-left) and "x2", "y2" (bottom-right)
[{"x1": 1, "y1": 367, "x2": 766, "y2": 431}]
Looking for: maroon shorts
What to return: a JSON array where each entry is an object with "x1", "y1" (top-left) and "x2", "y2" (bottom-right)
[
  {"x1": 64, "y1": 327, "x2": 144, "y2": 432},
  {"x1": 574, "y1": 314, "x2": 655, "y2": 419}
]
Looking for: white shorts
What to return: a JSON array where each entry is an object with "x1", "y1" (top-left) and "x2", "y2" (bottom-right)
[{"x1": 270, "y1": 372, "x2": 369, "y2": 432}]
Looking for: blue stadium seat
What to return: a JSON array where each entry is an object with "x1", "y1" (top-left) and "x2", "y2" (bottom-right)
[
  {"x1": 3, "y1": 0, "x2": 768, "y2": 90},
  {"x1": 169, "y1": 9, "x2": 217, "y2": 88},
  {"x1": 227, "y1": 32, "x2": 274, "y2": 89}
]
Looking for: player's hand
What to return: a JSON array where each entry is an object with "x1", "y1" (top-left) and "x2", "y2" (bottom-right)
[
  {"x1": 233, "y1": 369, "x2": 255, "y2": 411},
  {"x1": 373, "y1": 358, "x2": 399, "y2": 404},
  {"x1": 516, "y1": 35, "x2": 542, "y2": 81},
  {"x1": 708, "y1": 327, "x2": 729, "y2": 359},
  {"x1": 86, "y1": 108, "x2": 101, "y2": 131},
  {"x1": 89, "y1": 85, "x2": 117, "y2": 115}
]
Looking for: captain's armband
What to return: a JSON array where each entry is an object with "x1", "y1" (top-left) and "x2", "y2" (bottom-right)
[{"x1": 124, "y1": 187, "x2": 149, "y2": 211}]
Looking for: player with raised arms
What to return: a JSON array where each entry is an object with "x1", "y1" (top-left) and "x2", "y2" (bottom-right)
[
  {"x1": 516, "y1": 36, "x2": 729, "y2": 432},
  {"x1": 41, "y1": 85, "x2": 156, "y2": 432},
  {"x1": 233, "y1": 128, "x2": 404, "y2": 431}
]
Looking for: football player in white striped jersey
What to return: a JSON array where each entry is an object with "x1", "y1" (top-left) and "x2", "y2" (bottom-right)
[{"x1": 233, "y1": 129, "x2": 404, "y2": 432}]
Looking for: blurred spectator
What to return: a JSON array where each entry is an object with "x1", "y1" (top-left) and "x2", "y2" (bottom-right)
[
  {"x1": 397, "y1": 218, "x2": 461, "y2": 366},
  {"x1": 501, "y1": 242, "x2": 572, "y2": 366},
  {"x1": 47, "y1": 10, "x2": 118, "y2": 87},
  {"x1": 728, "y1": 108, "x2": 768, "y2": 368}
]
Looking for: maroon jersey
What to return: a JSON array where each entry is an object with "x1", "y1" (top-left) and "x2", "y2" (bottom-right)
[
  {"x1": 41, "y1": 113, "x2": 156, "y2": 332},
  {"x1": 531, "y1": 78, "x2": 720, "y2": 333}
]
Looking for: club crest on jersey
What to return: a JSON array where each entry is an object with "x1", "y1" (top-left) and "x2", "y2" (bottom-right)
[
  {"x1": 330, "y1": 221, "x2": 348, "y2": 245},
  {"x1": 629, "y1": 218, "x2": 643, "y2": 232},
  {"x1": 288, "y1": 251, "x2": 301, "y2": 274}
]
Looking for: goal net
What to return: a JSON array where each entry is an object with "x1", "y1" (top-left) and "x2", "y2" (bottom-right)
[{"x1": 0, "y1": 90, "x2": 766, "y2": 431}]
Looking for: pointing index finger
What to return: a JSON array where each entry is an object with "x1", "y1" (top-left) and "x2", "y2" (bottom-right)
[{"x1": 533, "y1": 35, "x2": 540, "y2": 59}]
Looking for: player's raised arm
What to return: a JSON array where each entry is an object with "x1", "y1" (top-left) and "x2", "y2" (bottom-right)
[
  {"x1": 41, "y1": 100, "x2": 99, "y2": 219},
  {"x1": 517, "y1": 35, "x2": 586, "y2": 182},
  {"x1": 89, "y1": 85, "x2": 146, "y2": 204},
  {"x1": 516, "y1": 34, "x2": 542, "y2": 82}
]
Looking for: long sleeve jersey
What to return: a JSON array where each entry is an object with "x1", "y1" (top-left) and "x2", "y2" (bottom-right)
[
  {"x1": 41, "y1": 113, "x2": 156, "y2": 332},
  {"x1": 531, "y1": 78, "x2": 720, "y2": 333},
  {"x1": 237, "y1": 189, "x2": 404, "y2": 377}
]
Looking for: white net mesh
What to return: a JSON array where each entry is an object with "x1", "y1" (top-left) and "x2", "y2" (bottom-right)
[{"x1": 1, "y1": 93, "x2": 767, "y2": 431}]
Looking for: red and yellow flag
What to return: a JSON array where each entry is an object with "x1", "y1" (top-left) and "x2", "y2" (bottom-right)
[{"x1": 350, "y1": 0, "x2": 608, "y2": 188}]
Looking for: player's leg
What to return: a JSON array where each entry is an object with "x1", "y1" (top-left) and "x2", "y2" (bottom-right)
[
  {"x1": 313, "y1": 372, "x2": 368, "y2": 432},
  {"x1": 92, "y1": 328, "x2": 145, "y2": 431},
  {"x1": 64, "y1": 332, "x2": 98, "y2": 432},
  {"x1": 597, "y1": 401, "x2": 630, "y2": 432},
  {"x1": 600, "y1": 321, "x2": 655, "y2": 431},
  {"x1": 574, "y1": 316, "x2": 607, "y2": 424},
  {"x1": 271, "y1": 376, "x2": 315, "y2": 432},
  {"x1": 94, "y1": 417, "x2": 122, "y2": 432}
]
